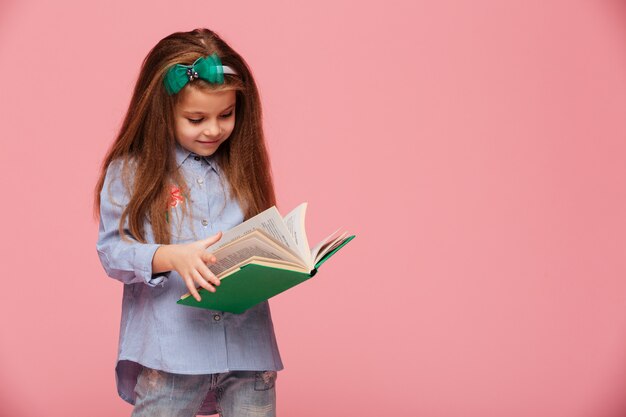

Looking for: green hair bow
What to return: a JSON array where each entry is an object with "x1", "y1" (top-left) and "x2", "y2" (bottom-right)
[{"x1": 163, "y1": 53, "x2": 237, "y2": 95}]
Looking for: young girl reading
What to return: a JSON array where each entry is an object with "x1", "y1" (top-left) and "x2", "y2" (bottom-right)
[{"x1": 94, "y1": 28, "x2": 282, "y2": 417}]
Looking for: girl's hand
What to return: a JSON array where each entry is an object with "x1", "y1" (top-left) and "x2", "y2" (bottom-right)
[{"x1": 154, "y1": 232, "x2": 223, "y2": 301}]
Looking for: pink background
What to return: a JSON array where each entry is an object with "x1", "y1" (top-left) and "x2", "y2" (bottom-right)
[{"x1": 2, "y1": 0, "x2": 626, "y2": 416}]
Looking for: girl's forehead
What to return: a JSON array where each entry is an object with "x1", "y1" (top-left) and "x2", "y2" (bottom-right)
[{"x1": 176, "y1": 87, "x2": 236, "y2": 112}]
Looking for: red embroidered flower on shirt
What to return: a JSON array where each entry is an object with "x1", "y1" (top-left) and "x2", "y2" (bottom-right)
[{"x1": 169, "y1": 185, "x2": 184, "y2": 208}]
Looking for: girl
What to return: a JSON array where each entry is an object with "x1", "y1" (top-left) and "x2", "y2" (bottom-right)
[{"x1": 93, "y1": 28, "x2": 282, "y2": 417}]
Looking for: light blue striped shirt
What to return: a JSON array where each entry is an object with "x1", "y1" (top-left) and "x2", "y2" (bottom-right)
[{"x1": 96, "y1": 142, "x2": 283, "y2": 412}]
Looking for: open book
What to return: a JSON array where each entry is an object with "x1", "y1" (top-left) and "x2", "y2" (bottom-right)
[{"x1": 177, "y1": 202, "x2": 355, "y2": 313}]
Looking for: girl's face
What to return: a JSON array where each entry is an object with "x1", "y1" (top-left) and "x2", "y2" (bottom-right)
[{"x1": 173, "y1": 87, "x2": 236, "y2": 157}]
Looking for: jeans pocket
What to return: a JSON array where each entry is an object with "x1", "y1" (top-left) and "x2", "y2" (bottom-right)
[{"x1": 254, "y1": 370, "x2": 277, "y2": 391}]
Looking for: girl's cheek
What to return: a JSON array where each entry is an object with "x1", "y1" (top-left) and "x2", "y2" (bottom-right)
[{"x1": 226, "y1": 120, "x2": 236, "y2": 134}]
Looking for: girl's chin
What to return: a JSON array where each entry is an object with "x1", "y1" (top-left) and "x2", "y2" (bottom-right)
[{"x1": 191, "y1": 141, "x2": 222, "y2": 156}]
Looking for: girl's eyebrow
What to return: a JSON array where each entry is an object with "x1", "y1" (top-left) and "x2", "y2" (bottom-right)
[{"x1": 183, "y1": 103, "x2": 236, "y2": 115}]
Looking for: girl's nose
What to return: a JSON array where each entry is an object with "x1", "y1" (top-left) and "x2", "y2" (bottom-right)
[{"x1": 202, "y1": 121, "x2": 220, "y2": 137}]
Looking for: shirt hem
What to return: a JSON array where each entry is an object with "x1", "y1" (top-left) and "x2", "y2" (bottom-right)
[{"x1": 117, "y1": 356, "x2": 285, "y2": 376}]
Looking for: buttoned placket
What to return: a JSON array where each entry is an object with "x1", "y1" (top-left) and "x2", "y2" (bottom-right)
[
  {"x1": 188, "y1": 153, "x2": 226, "y2": 328},
  {"x1": 188, "y1": 155, "x2": 212, "y2": 231}
]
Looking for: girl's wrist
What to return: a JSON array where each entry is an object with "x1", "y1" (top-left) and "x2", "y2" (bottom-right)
[{"x1": 152, "y1": 244, "x2": 176, "y2": 274}]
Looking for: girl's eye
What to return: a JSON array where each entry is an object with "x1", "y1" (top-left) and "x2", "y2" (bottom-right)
[{"x1": 187, "y1": 112, "x2": 232, "y2": 123}]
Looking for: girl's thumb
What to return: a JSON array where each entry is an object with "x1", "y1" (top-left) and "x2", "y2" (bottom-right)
[{"x1": 204, "y1": 231, "x2": 223, "y2": 247}]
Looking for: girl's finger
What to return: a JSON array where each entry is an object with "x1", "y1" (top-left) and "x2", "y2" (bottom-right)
[
  {"x1": 201, "y1": 251, "x2": 217, "y2": 265},
  {"x1": 203, "y1": 231, "x2": 223, "y2": 248},
  {"x1": 190, "y1": 269, "x2": 216, "y2": 293},
  {"x1": 183, "y1": 274, "x2": 202, "y2": 302},
  {"x1": 198, "y1": 263, "x2": 220, "y2": 287}
]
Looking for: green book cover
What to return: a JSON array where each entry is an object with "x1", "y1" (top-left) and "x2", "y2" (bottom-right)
[{"x1": 177, "y1": 235, "x2": 355, "y2": 314}]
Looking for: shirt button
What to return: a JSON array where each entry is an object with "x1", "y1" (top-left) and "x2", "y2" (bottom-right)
[
  {"x1": 201, "y1": 219, "x2": 208, "y2": 226},
  {"x1": 213, "y1": 314, "x2": 221, "y2": 321},
  {"x1": 194, "y1": 156, "x2": 201, "y2": 161},
  {"x1": 197, "y1": 178, "x2": 204, "y2": 185}
]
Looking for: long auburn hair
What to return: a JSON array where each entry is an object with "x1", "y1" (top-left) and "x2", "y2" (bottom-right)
[{"x1": 93, "y1": 28, "x2": 276, "y2": 244}]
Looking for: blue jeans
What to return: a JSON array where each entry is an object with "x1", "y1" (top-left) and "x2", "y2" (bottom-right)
[{"x1": 131, "y1": 367, "x2": 277, "y2": 417}]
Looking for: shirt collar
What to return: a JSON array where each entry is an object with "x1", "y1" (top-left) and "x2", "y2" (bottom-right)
[{"x1": 174, "y1": 141, "x2": 220, "y2": 174}]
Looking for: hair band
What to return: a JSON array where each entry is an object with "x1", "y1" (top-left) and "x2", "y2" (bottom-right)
[{"x1": 164, "y1": 53, "x2": 237, "y2": 95}]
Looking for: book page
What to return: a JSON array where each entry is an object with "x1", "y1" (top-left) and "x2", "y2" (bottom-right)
[
  {"x1": 313, "y1": 232, "x2": 350, "y2": 265},
  {"x1": 310, "y1": 228, "x2": 342, "y2": 263},
  {"x1": 208, "y1": 206, "x2": 301, "y2": 259},
  {"x1": 209, "y1": 231, "x2": 306, "y2": 277},
  {"x1": 283, "y1": 202, "x2": 312, "y2": 267},
  {"x1": 180, "y1": 255, "x2": 310, "y2": 299}
]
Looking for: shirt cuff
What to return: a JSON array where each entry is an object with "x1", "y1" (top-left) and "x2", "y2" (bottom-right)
[{"x1": 135, "y1": 244, "x2": 170, "y2": 287}]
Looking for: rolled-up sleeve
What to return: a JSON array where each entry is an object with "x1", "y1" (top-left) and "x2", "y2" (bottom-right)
[{"x1": 96, "y1": 159, "x2": 171, "y2": 287}]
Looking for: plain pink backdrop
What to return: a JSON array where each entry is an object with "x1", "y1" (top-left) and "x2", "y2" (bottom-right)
[{"x1": 2, "y1": 0, "x2": 626, "y2": 416}]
